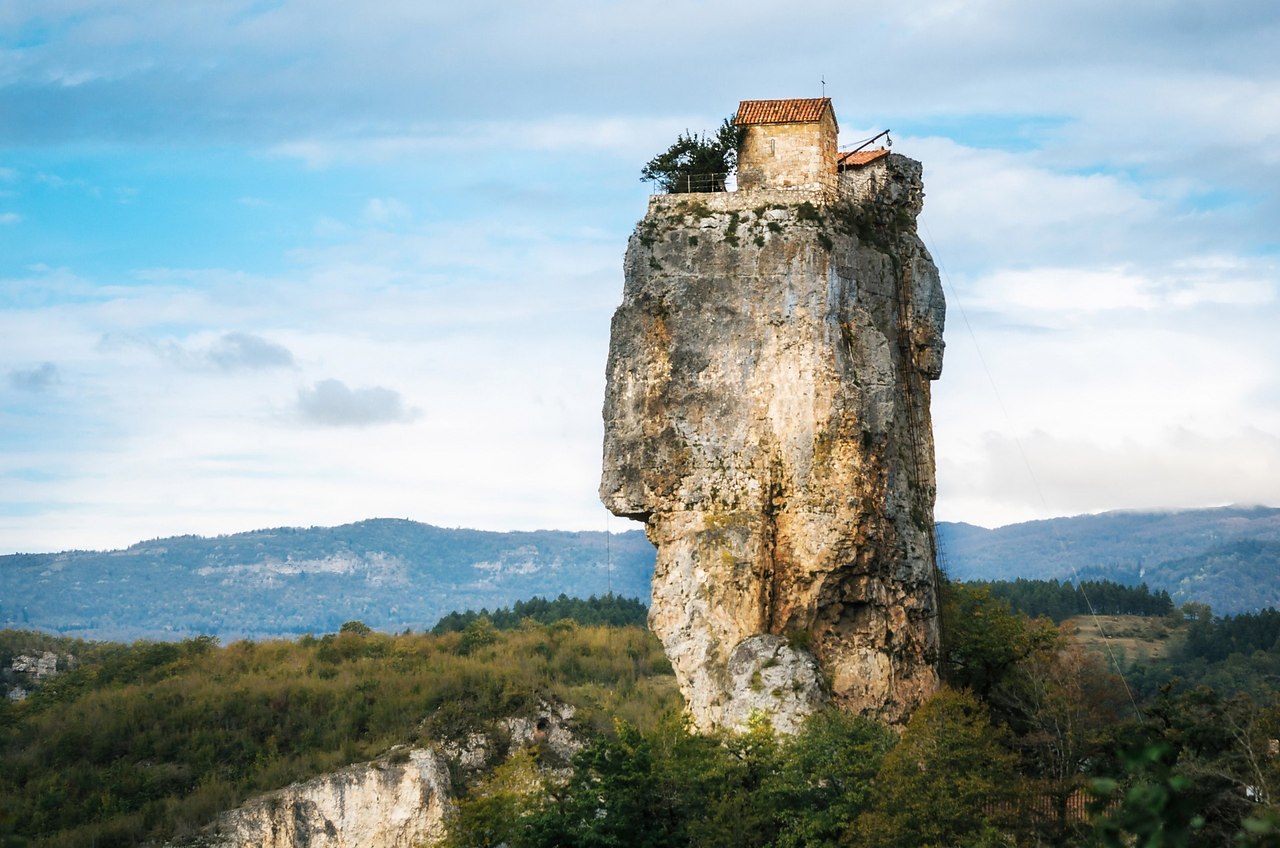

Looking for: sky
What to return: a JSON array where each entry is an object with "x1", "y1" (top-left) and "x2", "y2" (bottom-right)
[{"x1": 2, "y1": 0, "x2": 1278, "y2": 554}]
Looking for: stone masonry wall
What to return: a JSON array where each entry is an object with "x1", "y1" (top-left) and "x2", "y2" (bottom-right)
[{"x1": 737, "y1": 117, "x2": 839, "y2": 193}]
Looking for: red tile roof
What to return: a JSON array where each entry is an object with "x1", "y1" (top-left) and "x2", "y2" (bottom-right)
[
  {"x1": 736, "y1": 98, "x2": 834, "y2": 127},
  {"x1": 837, "y1": 148, "x2": 890, "y2": 169}
]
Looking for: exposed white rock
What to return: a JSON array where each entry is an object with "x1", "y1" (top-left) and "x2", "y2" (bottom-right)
[
  {"x1": 176, "y1": 749, "x2": 451, "y2": 848},
  {"x1": 722, "y1": 635, "x2": 828, "y2": 734},
  {"x1": 6, "y1": 650, "x2": 67, "y2": 700},
  {"x1": 441, "y1": 699, "x2": 582, "y2": 772},
  {"x1": 171, "y1": 699, "x2": 585, "y2": 848},
  {"x1": 11, "y1": 650, "x2": 60, "y2": 680}
]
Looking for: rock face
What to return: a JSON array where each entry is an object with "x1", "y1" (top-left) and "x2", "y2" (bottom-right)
[
  {"x1": 600, "y1": 154, "x2": 945, "y2": 732},
  {"x1": 441, "y1": 699, "x2": 583, "y2": 773},
  {"x1": 169, "y1": 700, "x2": 584, "y2": 848},
  {"x1": 184, "y1": 749, "x2": 451, "y2": 848},
  {"x1": 10, "y1": 651, "x2": 60, "y2": 680},
  {"x1": 5, "y1": 650, "x2": 69, "y2": 701}
]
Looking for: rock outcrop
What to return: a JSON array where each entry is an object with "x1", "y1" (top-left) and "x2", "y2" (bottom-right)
[
  {"x1": 174, "y1": 749, "x2": 451, "y2": 848},
  {"x1": 441, "y1": 698, "x2": 583, "y2": 774},
  {"x1": 169, "y1": 700, "x2": 584, "y2": 848},
  {"x1": 600, "y1": 154, "x2": 945, "y2": 732},
  {"x1": 5, "y1": 650, "x2": 69, "y2": 701}
]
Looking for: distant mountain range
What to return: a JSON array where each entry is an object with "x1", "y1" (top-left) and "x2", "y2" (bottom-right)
[
  {"x1": 936, "y1": 505, "x2": 1280, "y2": 614},
  {"x1": 0, "y1": 520, "x2": 656, "y2": 642},
  {"x1": 3, "y1": 505, "x2": 1278, "y2": 641}
]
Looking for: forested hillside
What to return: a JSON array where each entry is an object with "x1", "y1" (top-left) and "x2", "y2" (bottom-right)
[
  {"x1": 8, "y1": 584, "x2": 1280, "y2": 847},
  {"x1": 0, "y1": 611, "x2": 678, "y2": 847}
]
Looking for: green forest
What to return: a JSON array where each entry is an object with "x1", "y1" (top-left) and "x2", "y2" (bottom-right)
[
  {"x1": 431, "y1": 593, "x2": 649, "y2": 634},
  {"x1": 972, "y1": 578, "x2": 1174, "y2": 622},
  {"x1": 5, "y1": 586, "x2": 1280, "y2": 847}
]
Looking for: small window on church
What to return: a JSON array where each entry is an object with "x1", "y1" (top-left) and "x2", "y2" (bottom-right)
[{"x1": 770, "y1": 138, "x2": 776, "y2": 156}]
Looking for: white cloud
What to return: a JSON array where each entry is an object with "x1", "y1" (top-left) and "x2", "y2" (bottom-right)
[
  {"x1": 268, "y1": 115, "x2": 705, "y2": 169},
  {"x1": 8, "y1": 362, "x2": 59, "y2": 392},
  {"x1": 295, "y1": 378, "x2": 418, "y2": 427},
  {"x1": 1162, "y1": 257, "x2": 1278, "y2": 307},
  {"x1": 954, "y1": 258, "x2": 1277, "y2": 319},
  {"x1": 208, "y1": 332, "x2": 295, "y2": 370},
  {"x1": 911, "y1": 136, "x2": 1168, "y2": 270},
  {"x1": 965, "y1": 267, "x2": 1158, "y2": 315},
  {"x1": 361, "y1": 197, "x2": 410, "y2": 226},
  {"x1": 0, "y1": 212, "x2": 19, "y2": 224},
  {"x1": 34, "y1": 172, "x2": 73, "y2": 189},
  {"x1": 98, "y1": 331, "x2": 297, "y2": 372},
  {"x1": 937, "y1": 427, "x2": 1280, "y2": 529}
]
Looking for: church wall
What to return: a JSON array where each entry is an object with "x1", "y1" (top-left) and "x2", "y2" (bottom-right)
[{"x1": 737, "y1": 114, "x2": 838, "y2": 193}]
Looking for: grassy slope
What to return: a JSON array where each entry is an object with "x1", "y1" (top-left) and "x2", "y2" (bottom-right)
[{"x1": 1062, "y1": 613, "x2": 1185, "y2": 665}]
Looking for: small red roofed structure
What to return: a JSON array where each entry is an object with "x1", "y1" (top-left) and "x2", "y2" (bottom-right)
[
  {"x1": 735, "y1": 98, "x2": 839, "y2": 192},
  {"x1": 837, "y1": 148, "x2": 890, "y2": 170}
]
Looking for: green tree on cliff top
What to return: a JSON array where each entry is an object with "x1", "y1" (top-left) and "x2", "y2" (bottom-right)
[{"x1": 641, "y1": 116, "x2": 743, "y2": 193}]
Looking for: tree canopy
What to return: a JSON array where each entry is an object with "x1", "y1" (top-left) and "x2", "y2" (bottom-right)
[{"x1": 640, "y1": 117, "x2": 744, "y2": 193}]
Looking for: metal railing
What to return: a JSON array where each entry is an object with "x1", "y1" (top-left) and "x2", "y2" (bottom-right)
[
  {"x1": 652, "y1": 172, "x2": 730, "y2": 194},
  {"x1": 649, "y1": 170, "x2": 853, "y2": 202}
]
